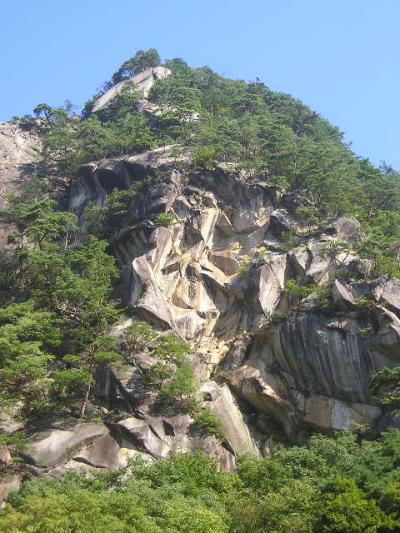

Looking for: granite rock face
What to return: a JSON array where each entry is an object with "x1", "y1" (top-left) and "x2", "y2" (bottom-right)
[
  {"x1": 92, "y1": 66, "x2": 171, "y2": 113},
  {"x1": 0, "y1": 123, "x2": 42, "y2": 249},
  {"x1": 2, "y1": 137, "x2": 399, "y2": 483},
  {"x1": 0, "y1": 123, "x2": 41, "y2": 208},
  {"x1": 69, "y1": 148, "x2": 400, "y2": 453}
]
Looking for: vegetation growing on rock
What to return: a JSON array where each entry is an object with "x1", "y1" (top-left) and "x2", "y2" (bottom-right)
[{"x1": 1, "y1": 48, "x2": 400, "y2": 530}]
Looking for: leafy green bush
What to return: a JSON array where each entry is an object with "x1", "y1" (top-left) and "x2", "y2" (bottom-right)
[
  {"x1": 314, "y1": 284, "x2": 333, "y2": 310},
  {"x1": 370, "y1": 367, "x2": 400, "y2": 407},
  {"x1": 316, "y1": 477, "x2": 394, "y2": 532},
  {"x1": 154, "y1": 212, "x2": 176, "y2": 227},
  {"x1": 284, "y1": 279, "x2": 314, "y2": 308},
  {"x1": 2, "y1": 431, "x2": 400, "y2": 532},
  {"x1": 193, "y1": 409, "x2": 225, "y2": 439},
  {"x1": 193, "y1": 145, "x2": 219, "y2": 169},
  {"x1": 111, "y1": 48, "x2": 161, "y2": 84},
  {"x1": 236, "y1": 263, "x2": 250, "y2": 278},
  {"x1": 160, "y1": 361, "x2": 197, "y2": 411},
  {"x1": 296, "y1": 206, "x2": 320, "y2": 229},
  {"x1": 124, "y1": 321, "x2": 157, "y2": 354},
  {"x1": 270, "y1": 311, "x2": 288, "y2": 324}
]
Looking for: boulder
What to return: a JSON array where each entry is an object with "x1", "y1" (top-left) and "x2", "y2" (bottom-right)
[
  {"x1": 0, "y1": 409, "x2": 24, "y2": 435},
  {"x1": 258, "y1": 254, "x2": 287, "y2": 315},
  {"x1": 0, "y1": 447, "x2": 11, "y2": 466},
  {"x1": 0, "y1": 123, "x2": 41, "y2": 209},
  {"x1": 332, "y1": 217, "x2": 361, "y2": 243},
  {"x1": 201, "y1": 382, "x2": 259, "y2": 456},
  {"x1": 374, "y1": 278, "x2": 400, "y2": 315},
  {"x1": 23, "y1": 423, "x2": 109, "y2": 468},
  {"x1": 0, "y1": 123, "x2": 42, "y2": 250},
  {"x1": 229, "y1": 365, "x2": 298, "y2": 439},
  {"x1": 270, "y1": 209, "x2": 292, "y2": 234},
  {"x1": 332, "y1": 279, "x2": 356, "y2": 308},
  {"x1": 298, "y1": 393, "x2": 381, "y2": 430},
  {"x1": 117, "y1": 417, "x2": 171, "y2": 459},
  {"x1": 378, "y1": 410, "x2": 400, "y2": 432},
  {"x1": 0, "y1": 474, "x2": 20, "y2": 508},
  {"x1": 72, "y1": 433, "x2": 121, "y2": 469},
  {"x1": 270, "y1": 312, "x2": 371, "y2": 404},
  {"x1": 66, "y1": 150, "x2": 400, "y2": 441},
  {"x1": 190, "y1": 434, "x2": 235, "y2": 472}
]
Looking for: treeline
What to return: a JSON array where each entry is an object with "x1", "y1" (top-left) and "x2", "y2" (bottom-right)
[{"x1": 1, "y1": 431, "x2": 400, "y2": 531}]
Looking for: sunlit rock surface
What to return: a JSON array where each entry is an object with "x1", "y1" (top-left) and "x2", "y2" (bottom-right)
[
  {"x1": 69, "y1": 147, "x2": 400, "y2": 455},
  {"x1": 92, "y1": 66, "x2": 171, "y2": 113}
]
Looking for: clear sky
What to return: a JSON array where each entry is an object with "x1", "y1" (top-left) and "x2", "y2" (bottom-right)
[{"x1": 1, "y1": 0, "x2": 399, "y2": 168}]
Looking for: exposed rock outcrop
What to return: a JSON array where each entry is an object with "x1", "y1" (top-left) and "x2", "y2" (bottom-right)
[
  {"x1": 0, "y1": 123, "x2": 42, "y2": 248},
  {"x1": 2, "y1": 138, "x2": 399, "y2": 480},
  {"x1": 92, "y1": 66, "x2": 171, "y2": 113},
  {"x1": 68, "y1": 148, "x2": 400, "y2": 452}
]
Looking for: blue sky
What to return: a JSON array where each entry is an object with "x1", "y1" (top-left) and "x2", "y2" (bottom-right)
[{"x1": 1, "y1": 0, "x2": 399, "y2": 167}]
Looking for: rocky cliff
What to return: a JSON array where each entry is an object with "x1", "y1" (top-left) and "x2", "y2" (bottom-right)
[
  {"x1": 1, "y1": 62, "x2": 400, "y2": 504},
  {"x1": 0, "y1": 123, "x2": 42, "y2": 249},
  {"x1": 60, "y1": 145, "x2": 400, "y2": 468}
]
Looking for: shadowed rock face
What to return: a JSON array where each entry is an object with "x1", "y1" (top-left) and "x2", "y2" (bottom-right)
[{"x1": 69, "y1": 146, "x2": 400, "y2": 454}]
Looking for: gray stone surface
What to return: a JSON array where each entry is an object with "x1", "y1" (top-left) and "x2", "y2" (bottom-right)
[
  {"x1": 0, "y1": 123, "x2": 42, "y2": 249},
  {"x1": 0, "y1": 447, "x2": 11, "y2": 466},
  {"x1": 52, "y1": 148, "x2": 399, "y2": 449},
  {"x1": 201, "y1": 381, "x2": 259, "y2": 456},
  {"x1": 92, "y1": 66, "x2": 171, "y2": 113},
  {"x1": 0, "y1": 474, "x2": 20, "y2": 508},
  {"x1": 23, "y1": 423, "x2": 109, "y2": 467}
]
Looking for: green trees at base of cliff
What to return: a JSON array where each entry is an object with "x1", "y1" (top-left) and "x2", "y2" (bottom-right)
[
  {"x1": 0, "y1": 198, "x2": 121, "y2": 417},
  {"x1": 1, "y1": 431, "x2": 400, "y2": 532}
]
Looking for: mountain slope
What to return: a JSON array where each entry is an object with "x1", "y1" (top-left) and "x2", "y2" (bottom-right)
[{"x1": 0, "y1": 50, "x2": 400, "y2": 530}]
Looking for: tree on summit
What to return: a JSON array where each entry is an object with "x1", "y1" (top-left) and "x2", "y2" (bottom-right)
[{"x1": 111, "y1": 48, "x2": 161, "y2": 84}]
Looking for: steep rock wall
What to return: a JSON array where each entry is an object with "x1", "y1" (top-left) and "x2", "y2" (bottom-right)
[{"x1": 69, "y1": 147, "x2": 400, "y2": 450}]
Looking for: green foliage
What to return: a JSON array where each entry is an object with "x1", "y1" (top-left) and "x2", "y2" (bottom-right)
[
  {"x1": 0, "y1": 198, "x2": 120, "y2": 418},
  {"x1": 153, "y1": 335, "x2": 191, "y2": 365},
  {"x1": 193, "y1": 409, "x2": 225, "y2": 439},
  {"x1": 21, "y1": 51, "x2": 400, "y2": 281},
  {"x1": 147, "y1": 335, "x2": 195, "y2": 411},
  {"x1": 154, "y1": 211, "x2": 176, "y2": 227},
  {"x1": 54, "y1": 336, "x2": 122, "y2": 417},
  {"x1": 193, "y1": 145, "x2": 220, "y2": 169},
  {"x1": 314, "y1": 284, "x2": 333, "y2": 310},
  {"x1": 270, "y1": 311, "x2": 288, "y2": 324},
  {"x1": 236, "y1": 262, "x2": 250, "y2": 278},
  {"x1": 111, "y1": 48, "x2": 161, "y2": 84},
  {"x1": 33, "y1": 91, "x2": 155, "y2": 175},
  {"x1": 1, "y1": 198, "x2": 77, "y2": 249},
  {"x1": 2, "y1": 432, "x2": 400, "y2": 532},
  {"x1": 85, "y1": 180, "x2": 149, "y2": 238},
  {"x1": 0, "y1": 302, "x2": 61, "y2": 414},
  {"x1": 278, "y1": 229, "x2": 301, "y2": 251},
  {"x1": 370, "y1": 367, "x2": 400, "y2": 408},
  {"x1": 160, "y1": 361, "x2": 197, "y2": 411},
  {"x1": 4, "y1": 49, "x2": 400, "y2": 528},
  {"x1": 296, "y1": 206, "x2": 320, "y2": 229},
  {"x1": 284, "y1": 279, "x2": 314, "y2": 308},
  {"x1": 0, "y1": 433, "x2": 28, "y2": 451},
  {"x1": 124, "y1": 321, "x2": 157, "y2": 354},
  {"x1": 316, "y1": 476, "x2": 394, "y2": 532}
]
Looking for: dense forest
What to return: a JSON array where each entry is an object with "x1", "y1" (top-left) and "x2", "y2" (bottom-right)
[{"x1": 1, "y1": 49, "x2": 400, "y2": 531}]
